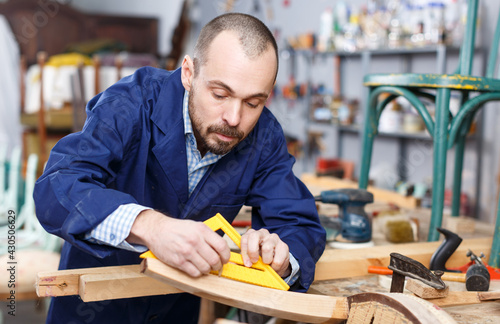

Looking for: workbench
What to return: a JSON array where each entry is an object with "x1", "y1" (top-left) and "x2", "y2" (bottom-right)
[
  {"x1": 35, "y1": 175, "x2": 500, "y2": 323},
  {"x1": 302, "y1": 174, "x2": 500, "y2": 324},
  {"x1": 309, "y1": 276, "x2": 500, "y2": 324}
]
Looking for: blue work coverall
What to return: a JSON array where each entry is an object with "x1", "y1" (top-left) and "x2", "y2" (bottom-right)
[{"x1": 34, "y1": 67, "x2": 326, "y2": 323}]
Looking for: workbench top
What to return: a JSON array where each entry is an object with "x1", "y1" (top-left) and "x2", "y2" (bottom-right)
[
  {"x1": 309, "y1": 276, "x2": 500, "y2": 324},
  {"x1": 230, "y1": 176, "x2": 499, "y2": 323}
]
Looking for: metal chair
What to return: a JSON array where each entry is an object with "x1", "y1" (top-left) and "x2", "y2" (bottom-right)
[{"x1": 358, "y1": 0, "x2": 500, "y2": 248}]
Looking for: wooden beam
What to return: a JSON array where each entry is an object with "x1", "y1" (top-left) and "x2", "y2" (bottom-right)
[
  {"x1": 37, "y1": 264, "x2": 135, "y2": 297},
  {"x1": 301, "y1": 173, "x2": 420, "y2": 209},
  {"x1": 427, "y1": 290, "x2": 500, "y2": 307},
  {"x1": 314, "y1": 237, "x2": 492, "y2": 281},
  {"x1": 36, "y1": 264, "x2": 180, "y2": 300},
  {"x1": 79, "y1": 270, "x2": 180, "y2": 302},
  {"x1": 141, "y1": 257, "x2": 349, "y2": 323},
  {"x1": 406, "y1": 278, "x2": 449, "y2": 299}
]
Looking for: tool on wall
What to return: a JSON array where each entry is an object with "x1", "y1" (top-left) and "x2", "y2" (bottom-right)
[
  {"x1": 140, "y1": 213, "x2": 289, "y2": 291},
  {"x1": 314, "y1": 188, "x2": 374, "y2": 244}
]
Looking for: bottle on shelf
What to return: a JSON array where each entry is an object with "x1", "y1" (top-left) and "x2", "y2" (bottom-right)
[{"x1": 318, "y1": 7, "x2": 334, "y2": 52}]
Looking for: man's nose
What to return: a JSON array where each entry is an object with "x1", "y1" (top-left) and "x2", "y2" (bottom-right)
[{"x1": 222, "y1": 100, "x2": 242, "y2": 127}]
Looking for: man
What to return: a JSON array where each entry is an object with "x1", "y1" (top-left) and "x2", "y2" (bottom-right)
[{"x1": 34, "y1": 13, "x2": 326, "y2": 323}]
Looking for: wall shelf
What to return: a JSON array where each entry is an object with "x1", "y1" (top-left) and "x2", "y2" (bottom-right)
[{"x1": 284, "y1": 44, "x2": 484, "y2": 217}]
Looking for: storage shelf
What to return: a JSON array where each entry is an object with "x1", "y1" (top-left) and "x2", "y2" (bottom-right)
[
  {"x1": 288, "y1": 45, "x2": 461, "y2": 58},
  {"x1": 309, "y1": 122, "x2": 477, "y2": 142},
  {"x1": 287, "y1": 43, "x2": 483, "y2": 214},
  {"x1": 338, "y1": 124, "x2": 432, "y2": 140}
]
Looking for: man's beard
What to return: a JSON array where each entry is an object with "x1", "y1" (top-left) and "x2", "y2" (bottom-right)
[{"x1": 188, "y1": 87, "x2": 244, "y2": 156}]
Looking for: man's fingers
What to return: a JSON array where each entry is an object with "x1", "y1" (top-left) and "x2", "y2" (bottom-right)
[
  {"x1": 194, "y1": 225, "x2": 230, "y2": 273},
  {"x1": 270, "y1": 240, "x2": 290, "y2": 274},
  {"x1": 192, "y1": 246, "x2": 221, "y2": 273},
  {"x1": 149, "y1": 219, "x2": 231, "y2": 277},
  {"x1": 203, "y1": 227, "x2": 231, "y2": 265},
  {"x1": 240, "y1": 228, "x2": 292, "y2": 277},
  {"x1": 178, "y1": 260, "x2": 203, "y2": 278},
  {"x1": 241, "y1": 228, "x2": 273, "y2": 265},
  {"x1": 240, "y1": 228, "x2": 255, "y2": 267},
  {"x1": 259, "y1": 233, "x2": 281, "y2": 264},
  {"x1": 247, "y1": 228, "x2": 269, "y2": 264}
]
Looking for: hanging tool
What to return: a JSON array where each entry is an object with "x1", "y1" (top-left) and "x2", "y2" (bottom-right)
[
  {"x1": 140, "y1": 213, "x2": 289, "y2": 291},
  {"x1": 464, "y1": 250, "x2": 490, "y2": 291},
  {"x1": 388, "y1": 252, "x2": 446, "y2": 293},
  {"x1": 314, "y1": 188, "x2": 373, "y2": 243}
]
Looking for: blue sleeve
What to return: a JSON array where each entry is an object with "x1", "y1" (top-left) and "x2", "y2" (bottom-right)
[
  {"x1": 33, "y1": 71, "x2": 152, "y2": 258},
  {"x1": 245, "y1": 116, "x2": 326, "y2": 292}
]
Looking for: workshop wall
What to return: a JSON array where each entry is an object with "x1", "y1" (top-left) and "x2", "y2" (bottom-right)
[
  {"x1": 72, "y1": 0, "x2": 500, "y2": 223},
  {"x1": 187, "y1": 0, "x2": 500, "y2": 223},
  {"x1": 70, "y1": 0, "x2": 184, "y2": 57}
]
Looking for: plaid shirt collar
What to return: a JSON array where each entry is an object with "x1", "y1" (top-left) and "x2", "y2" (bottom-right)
[{"x1": 183, "y1": 91, "x2": 223, "y2": 164}]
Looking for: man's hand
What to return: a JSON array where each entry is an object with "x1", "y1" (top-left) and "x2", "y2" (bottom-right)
[
  {"x1": 240, "y1": 228, "x2": 291, "y2": 278},
  {"x1": 127, "y1": 210, "x2": 230, "y2": 277}
]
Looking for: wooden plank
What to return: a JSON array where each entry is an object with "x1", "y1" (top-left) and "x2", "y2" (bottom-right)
[
  {"x1": 37, "y1": 265, "x2": 138, "y2": 297},
  {"x1": 301, "y1": 173, "x2": 420, "y2": 209},
  {"x1": 314, "y1": 237, "x2": 492, "y2": 281},
  {"x1": 79, "y1": 270, "x2": 180, "y2": 302},
  {"x1": 406, "y1": 278, "x2": 449, "y2": 299},
  {"x1": 37, "y1": 264, "x2": 179, "y2": 299},
  {"x1": 443, "y1": 301, "x2": 500, "y2": 324},
  {"x1": 427, "y1": 291, "x2": 500, "y2": 307},
  {"x1": 141, "y1": 257, "x2": 349, "y2": 323}
]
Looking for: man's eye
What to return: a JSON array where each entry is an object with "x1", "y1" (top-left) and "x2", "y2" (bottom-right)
[
  {"x1": 212, "y1": 92, "x2": 225, "y2": 100},
  {"x1": 246, "y1": 102, "x2": 258, "y2": 108}
]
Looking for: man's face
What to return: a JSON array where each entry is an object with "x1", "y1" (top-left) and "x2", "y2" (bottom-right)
[{"x1": 183, "y1": 31, "x2": 277, "y2": 156}]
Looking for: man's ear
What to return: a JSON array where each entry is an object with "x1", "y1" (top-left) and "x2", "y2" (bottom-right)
[{"x1": 181, "y1": 55, "x2": 194, "y2": 92}]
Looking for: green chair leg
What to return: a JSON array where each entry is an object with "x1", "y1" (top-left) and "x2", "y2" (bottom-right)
[
  {"x1": 489, "y1": 192, "x2": 500, "y2": 268},
  {"x1": 428, "y1": 89, "x2": 451, "y2": 241},
  {"x1": 451, "y1": 117, "x2": 473, "y2": 217},
  {"x1": 359, "y1": 89, "x2": 378, "y2": 189}
]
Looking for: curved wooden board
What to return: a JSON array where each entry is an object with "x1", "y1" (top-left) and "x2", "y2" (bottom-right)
[
  {"x1": 347, "y1": 293, "x2": 457, "y2": 324},
  {"x1": 141, "y1": 257, "x2": 348, "y2": 323},
  {"x1": 141, "y1": 258, "x2": 459, "y2": 324}
]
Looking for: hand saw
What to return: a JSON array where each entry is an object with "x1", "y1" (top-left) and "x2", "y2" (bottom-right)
[{"x1": 140, "y1": 213, "x2": 290, "y2": 291}]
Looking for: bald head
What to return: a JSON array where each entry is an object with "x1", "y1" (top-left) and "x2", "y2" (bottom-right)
[{"x1": 193, "y1": 13, "x2": 279, "y2": 80}]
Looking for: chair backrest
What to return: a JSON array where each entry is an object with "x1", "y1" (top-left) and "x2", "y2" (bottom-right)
[
  {"x1": 458, "y1": 0, "x2": 479, "y2": 75},
  {"x1": 459, "y1": 0, "x2": 500, "y2": 78},
  {"x1": 486, "y1": 3, "x2": 500, "y2": 78}
]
